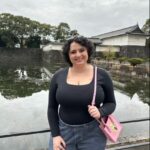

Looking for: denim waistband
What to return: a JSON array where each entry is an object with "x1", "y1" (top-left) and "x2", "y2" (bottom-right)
[{"x1": 59, "y1": 117, "x2": 97, "y2": 128}]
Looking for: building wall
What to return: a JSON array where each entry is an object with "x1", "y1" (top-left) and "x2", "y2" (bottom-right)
[
  {"x1": 102, "y1": 35, "x2": 128, "y2": 45},
  {"x1": 101, "y1": 34, "x2": 146, "y2": 46},
  {"x1": 128, "y1": 34, "x2": 146, "y2": 46},
  {"x1": 96, "y1": 45, "x2": 120, "y2": 52},
  {"x1": 43, "y1": 44, "x2": 63, "y2": 51}
]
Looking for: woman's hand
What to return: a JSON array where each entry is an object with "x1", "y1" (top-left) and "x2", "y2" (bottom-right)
[
  {"x1": 53, "y1": 136, "x2": 66, "y2": 150},
  {"x1": 88, "y1": 105, "x2": 101, "y2": 119}
]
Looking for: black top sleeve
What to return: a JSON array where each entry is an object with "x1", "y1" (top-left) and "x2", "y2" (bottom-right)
[
  {"x1": 47, "y1": 72, "x2": 60, "y2": 137},
  {"x1": 98, "y1": 68, "x2": 116, "y2": 117}
]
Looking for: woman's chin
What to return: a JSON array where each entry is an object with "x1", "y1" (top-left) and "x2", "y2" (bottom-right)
[{"x1": 74, "y1": 61, "x2": 87, "y2": 66}]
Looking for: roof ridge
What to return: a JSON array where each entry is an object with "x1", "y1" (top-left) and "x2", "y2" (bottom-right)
[{"x1": 92, "y1": 24, "x2": 138, "y2": 37}]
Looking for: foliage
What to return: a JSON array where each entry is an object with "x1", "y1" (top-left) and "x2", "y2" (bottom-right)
[
  {"x1": 0, "y1": 13, "x2": 54, "y2": 47},
  {"x1": 54, "y1": 22, "x2": 71, "y2": 42},
  {"x1": 70, "y1": 30, "x2": 79, "y2": 37},
  {"x1": 26, "y1": 35, "x2": 41, "y2": 48},
  {"x1": 142, "y1": 19, "x2": 150, "y2": 48},
  {"x1": 102, "y1": 51, "x2": 116, "y2": 61},
  {"x1": 0, "y1": 30, "x2": 19, "y2": 47},
  {"x1": 127, "y1": 58, "x2": 144, "y2": 66},
  {"x1": 118, "y1": 57, "x2": 128, "y2": 63},
  {"x1": 0, "y1": 13, "x2": 79, "y2": 48},
  {"x1": 0, "y1": 33, "x2": 6, "y2": 47},
  {"x1": 142, "y1": 19, "x2": 150, "y2": 34}
]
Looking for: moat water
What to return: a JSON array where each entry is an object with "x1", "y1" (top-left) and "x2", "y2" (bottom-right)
[{"x1": 0, "y1": 58, "x2": 149, "y2": 150}]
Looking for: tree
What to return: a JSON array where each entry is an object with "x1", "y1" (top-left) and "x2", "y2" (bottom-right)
[
  {"x1": 54, "y1": 22, "x2": 70, "y2": 42},
  {"x1": 0, "y1": 13, "x2": 79, "y2": 47},
  {"x1": 0, "y1": 30, "x2": 19, "y2": 47},
  {"x1": 142, "y1": 19, "x2": 150, "y2": 48},
  {"x1": 142, "y1": 19, "x2": 150, "y2": 34},
  {"x1": 70, "y1": 30, "x2": 79, "y2": 37},
  {"x1": 26, "y1": 35, "x2": 41, "y2": 48},
  {"x1": 128, "y1": 58, "x2": 144, "y2": 66},
  {"x1": 0, "y1": 34, "x2": 6, "y2": 47},
  {"x1": 102, "y1": 51, "x2": 116, "y2": 61},
  {"x1": 0, "y1": 13, "x2": 52, "y2": 48}
]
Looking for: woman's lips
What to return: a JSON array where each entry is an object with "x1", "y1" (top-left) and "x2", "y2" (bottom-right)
[{"x1": 75, "y1": 59, "x2": 82, "y2": 62}]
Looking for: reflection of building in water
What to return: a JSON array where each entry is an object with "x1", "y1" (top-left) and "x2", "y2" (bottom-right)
[
  {"x1": 16, "y1": 68, "x2": 28, "y2": 80},
  {"x1": 0, "y1": 66, "x2": 49, "y2": 100}
]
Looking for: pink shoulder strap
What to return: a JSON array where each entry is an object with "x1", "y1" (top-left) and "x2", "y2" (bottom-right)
[{"x1": 91, "y1": 66, "x2": 97, "y2": 106}]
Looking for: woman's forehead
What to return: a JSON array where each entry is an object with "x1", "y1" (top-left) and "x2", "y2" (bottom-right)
[{"x1": 70, "y1": 42, "x2": 85, "y2": 49}]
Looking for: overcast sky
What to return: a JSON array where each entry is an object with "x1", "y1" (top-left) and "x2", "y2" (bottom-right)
[{"x1": 0, "y1": 0, "x2": 149, "y2": 37}]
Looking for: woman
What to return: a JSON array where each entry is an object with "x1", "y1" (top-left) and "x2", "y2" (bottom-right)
[{"x1": 47, "y1": 36, "x2": 116, "y2": 150}]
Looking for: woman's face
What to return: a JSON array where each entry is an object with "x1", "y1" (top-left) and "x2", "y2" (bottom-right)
[{"x1": 69, "y1": 42, "x2": 89, "y2": 66}]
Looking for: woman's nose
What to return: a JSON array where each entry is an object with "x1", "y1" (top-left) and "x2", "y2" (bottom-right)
[{"x1": 76, "y1": 51, "x2": 81, "y2": 57}]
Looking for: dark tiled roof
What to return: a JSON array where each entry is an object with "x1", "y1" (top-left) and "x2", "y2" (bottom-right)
[
  {"x1": 88, "y1": 37, "x2": 102, "y2": 44},
  {"x1": 92, "y1": 24, "x2": 145, "y2": 39}
]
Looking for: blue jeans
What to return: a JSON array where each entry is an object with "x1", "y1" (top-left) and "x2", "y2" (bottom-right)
[{"x1": 49, "y1": 118, "x2": 107, "y2": 150}]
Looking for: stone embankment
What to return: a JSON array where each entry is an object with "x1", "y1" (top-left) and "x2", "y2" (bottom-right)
[{"x1": 93, "y1": 60, "x2": 149, "y2": 81}]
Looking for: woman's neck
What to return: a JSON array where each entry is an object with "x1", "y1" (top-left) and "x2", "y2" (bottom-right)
[{"x1": 71, "y1": 64, "x2": 92, "y2": 73}]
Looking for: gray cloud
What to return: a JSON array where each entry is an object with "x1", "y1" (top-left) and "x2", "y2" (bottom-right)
[{"x1": 0, "y1": 0, "x2": 149, "y2": 36}]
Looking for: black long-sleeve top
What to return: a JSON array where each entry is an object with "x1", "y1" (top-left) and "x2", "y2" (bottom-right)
[{"x1": 47, "y1": 67, "x2": 116, "y2": 137}]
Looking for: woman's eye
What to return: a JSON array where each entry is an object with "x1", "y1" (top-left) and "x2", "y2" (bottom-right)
[
  {"x1": 70, "y1": 51, "x2": 76, "y2": 54},
  {"x1": 80, "y1": 48, "x2": 85, "y2": 52}
]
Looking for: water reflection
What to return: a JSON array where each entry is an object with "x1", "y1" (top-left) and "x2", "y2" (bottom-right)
[
  {"x1": 1, "y1": 60, "x2": 148, "y2": 105},
  {"x1": 125, "y1": 80, "x2": 149, "y2": 104},
  {"x1": 0, "y1": 57, "x2": 149, "y2": 150},
  {"x1": 44, "y1": 59, "x2": 150, "y2": 105},
  {"x1": 0, "y1": 66, "x2": 49, "y2": 100},
  {"x1": 113, "y1": 78, "x2": 149, "y2": 105}
]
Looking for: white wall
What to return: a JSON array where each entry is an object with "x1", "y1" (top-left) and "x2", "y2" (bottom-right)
[
  {"x1": 128, "y1": 35, "x2": 146, "y2": 46},
  {"x1": 96, "y1": 45, "x2": 120, "y2": 52},
  {"x1": 101, "y1": 34, "x2": 146, "y2": 46},
  {"x1": 43, "y1": 44, "x2": 63, "y2": 51},
  {"x1": 102, "y1": 35, "x2": 128, "y2": 46}
]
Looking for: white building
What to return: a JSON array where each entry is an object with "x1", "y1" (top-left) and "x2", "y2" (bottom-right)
[
  {"x1": 89, "y1": 25, "x2": 147, "y2": 57},
  {"x1": 42, "y1": 25, "x2": 148, "y2": 58}
]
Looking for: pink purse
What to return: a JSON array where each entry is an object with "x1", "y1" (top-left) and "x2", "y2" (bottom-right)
[{"x1": 92, "y1": 66, "x2": 123, "y2": 143}]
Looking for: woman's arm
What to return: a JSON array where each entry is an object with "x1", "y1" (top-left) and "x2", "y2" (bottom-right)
[
  {"x1": 99, "y1": 69, "x2": 116, "y2": 117},
  {"x1": 47, "y1": 73, "x2": 60, "y2": 137}
]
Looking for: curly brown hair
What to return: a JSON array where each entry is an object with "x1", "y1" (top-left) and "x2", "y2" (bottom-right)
[{"x1": 62, "y1": 36, "x2": 95, "y2": 66}]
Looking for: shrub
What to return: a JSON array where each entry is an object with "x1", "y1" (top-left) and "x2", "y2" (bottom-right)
[
  {"x1": 128, "y1": 58, "x2": 144, "y2": 66},
  {"x1": 102, "y1": 51, "x2": 116, "y2": 61},
  {"x1": 118, "y1": 57, "x2": 128, "y2": 63}
]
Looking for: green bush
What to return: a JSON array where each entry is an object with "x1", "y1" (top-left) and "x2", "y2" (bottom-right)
[
  {"x1": 128, "y1": 58, "x2": 144, "y2": 66},
  {"x1": 118, "y1": 57, "x2": 128, "y2": 63},
  {"x1": 102, "y1": 51, "x2": 116, "y2": 60}
]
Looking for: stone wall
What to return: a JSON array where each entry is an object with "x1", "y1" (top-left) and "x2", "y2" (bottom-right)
[
  {"x1": 93, "y1": 60, "x2": 149, "y2": 82},
  {"x1": 42, "y1": 50, "x2": 63, "y2": 64},
  {"x1": 0, "y1": 48, "x2": 42, "y2": 67}
]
